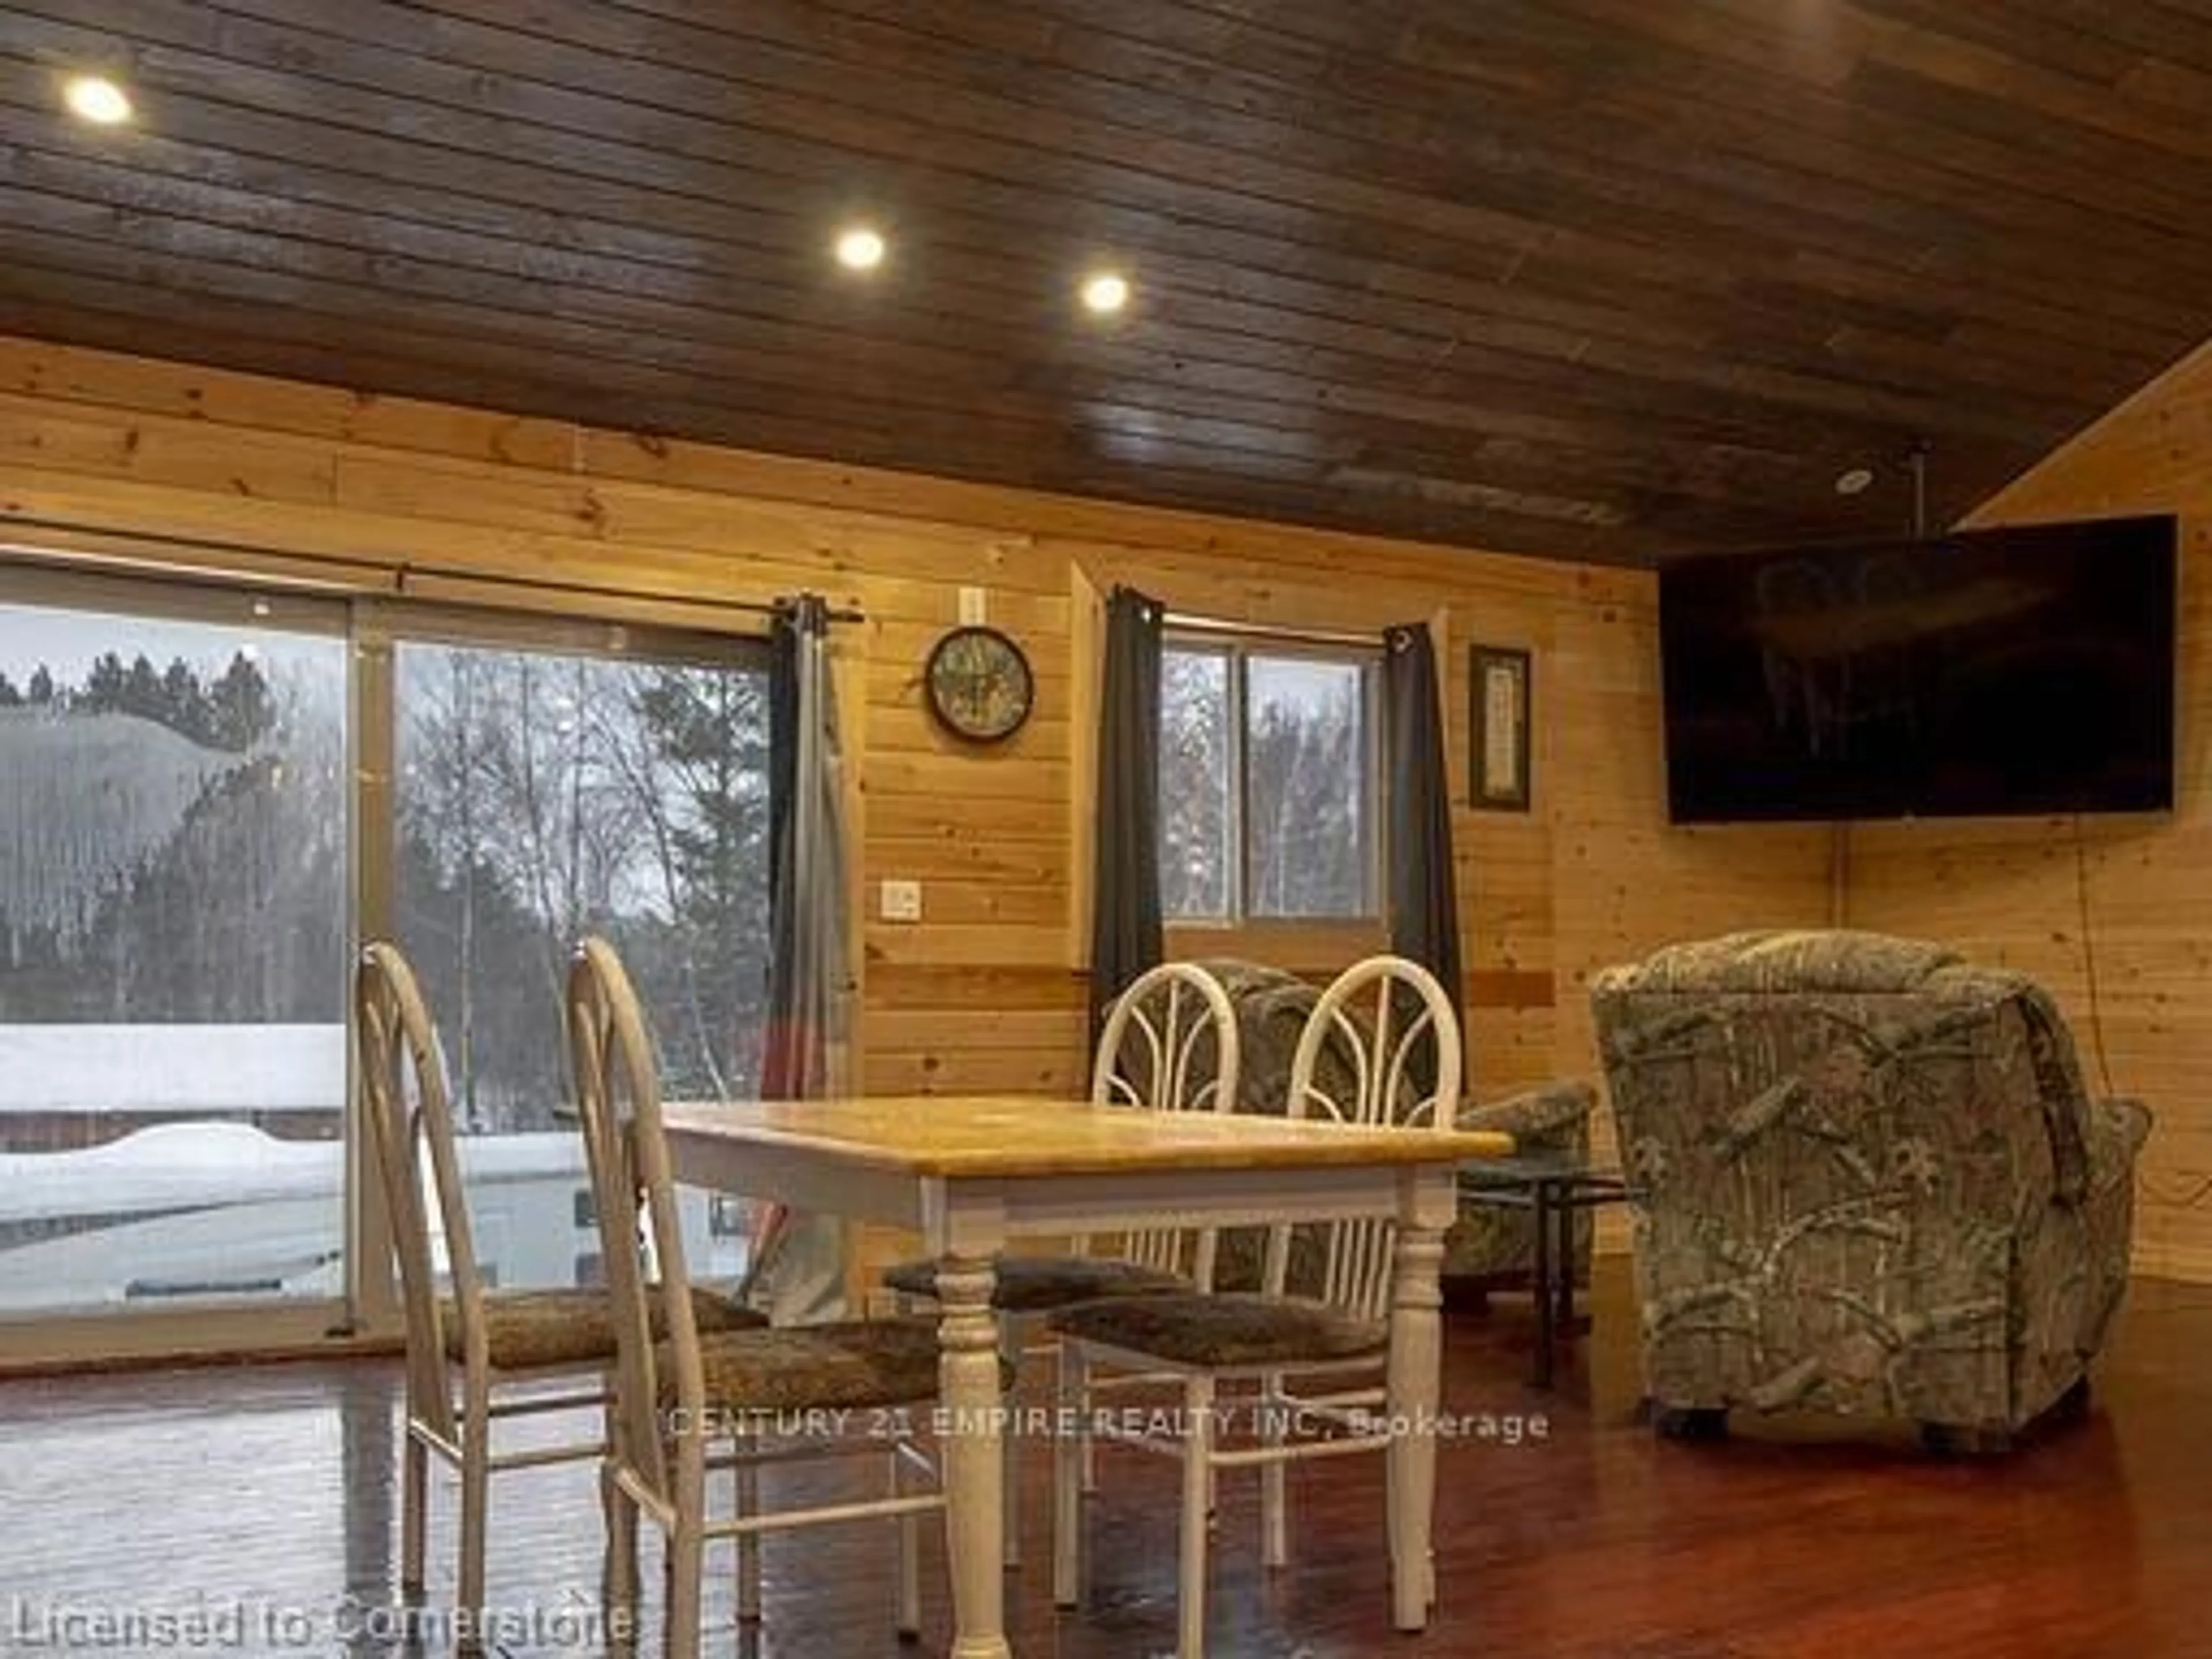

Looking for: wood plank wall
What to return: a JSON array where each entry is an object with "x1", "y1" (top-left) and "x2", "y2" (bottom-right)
[
  {"x1": 0, "y1": 335, "x2": 1834, "y2": 1198},
  {"x1": 1846, "y1": 339, "x2": 2212, "y2": 1283}
]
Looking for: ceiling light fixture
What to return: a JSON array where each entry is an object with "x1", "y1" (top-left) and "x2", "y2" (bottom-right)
[
  {"x1": 834, "y1": 225, "x2": 886, "y2": 272},
  {"x1": 62, "y1": 74, "x2": 133, "y2": 127},
  {"x1": 1080, "y1": 270, "x2": 1130, "y2": 316},
  {"x1": 1834, "y1": 467, "x2": 1875, "y2": 497}
]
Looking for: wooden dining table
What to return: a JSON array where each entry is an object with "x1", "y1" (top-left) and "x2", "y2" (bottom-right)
[{"x1": 663, "y1": 1092, "x2": 1512, "y2": 1658}]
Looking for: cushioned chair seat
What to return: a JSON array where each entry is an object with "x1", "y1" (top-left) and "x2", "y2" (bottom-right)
[
  {"x1": 667, "y1": 1318, "x2": 949, "y2": 1415},
  {"x1": 1050, "y1": 1291, "x2": 1385, "y2": 1370},
  {"x1": 881, "y1": 1253, "x2": 1186, "y2": 1313},
  {"x1": 449, "y1": 1287, "x2": 767, "y2": 1372}
]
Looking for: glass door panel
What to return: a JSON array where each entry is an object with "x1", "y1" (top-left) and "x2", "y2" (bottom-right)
[
  {"x1": 0, "y1": 585, "x2": 349, "y2": 1316},
  {"x1": 391, "y1": 636, "x2": 770, "y2": 1291}
]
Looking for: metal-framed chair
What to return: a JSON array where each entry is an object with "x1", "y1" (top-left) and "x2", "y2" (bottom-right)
[
  {"x1": 1048, "y1": 954, "x2": 1463, "y2": 1657},
  {"x1": 565, "y1": 937, "x2": 945, "y2": 1657},
  {"x1": 877, "y1": 959, "x2": 1242, "y2": 1562},
  {"x1": 353, "y1": 941, "x2": 764, "y2": 1620}
]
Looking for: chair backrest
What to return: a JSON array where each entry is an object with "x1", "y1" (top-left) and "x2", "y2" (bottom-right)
[
  {"x1": 1274, "y1": 955, "x2": 1463, "y2": 1321},
  {"x1": 1085, "y1": 961, "x2": 1242, "y2": 1283},
  {"x1": 354, "y1": 941, "x2": 479, "y2": 1438},
  {"x1": 565, "y1": 935, "x2": 699, "y2": 1499},
  {"x1": 1589, "y1": 927, "x2": 2097, "y2": 1416}
]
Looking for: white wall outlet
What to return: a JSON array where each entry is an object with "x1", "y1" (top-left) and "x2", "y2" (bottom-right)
[
  {"x1": 879, "y1": 878, "x2": 923, "y2": 922},
  {"x1": 957, "y1": 585, "x2": 988, "y2": 626}
]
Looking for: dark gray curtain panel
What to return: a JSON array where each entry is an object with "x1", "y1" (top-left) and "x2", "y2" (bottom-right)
[
  {"x1": 1382, "y1": 621, "x2": 1464, "y2": 1008},
  {"x1": 1088, "y1": 586, "x2": 1166, "y2": 1037}
]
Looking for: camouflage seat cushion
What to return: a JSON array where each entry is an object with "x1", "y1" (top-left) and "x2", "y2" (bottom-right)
[
  {"x1": 880, "y1": 1252, "x2": 1186, "y2": 1312},
  {"x1": 668, "y1": 1317, "x2": 946, "y2": 1416},
  {"x1": 1051, "y1": 1292, "x2": 1385, "y2": 1370},
  {"x1": 448, "y1": 1286, "x2": 766, "y2": 1372}
]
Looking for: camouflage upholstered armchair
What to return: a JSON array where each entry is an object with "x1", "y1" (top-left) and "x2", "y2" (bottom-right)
[
  {"x1": 1188, "y1": 959, "x2": 1596, "y2": 1298},
  {"x1": 1591, "y1": 929, "x2": 2151, "y2": 1451}
]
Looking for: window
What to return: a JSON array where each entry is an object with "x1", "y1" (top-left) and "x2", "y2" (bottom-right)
[{"x1": 1158, "y1": 637, "x2": 1381, "y2": 923}]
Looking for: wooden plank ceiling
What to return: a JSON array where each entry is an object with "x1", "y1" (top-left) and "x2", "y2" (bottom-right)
[{"x1": 3, "y1": 1, "x2": 2211, "y2": 565}]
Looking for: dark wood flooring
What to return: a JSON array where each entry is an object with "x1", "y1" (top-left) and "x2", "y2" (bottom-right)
[{"x1": 3, "y1": 1263, "x2": 2207, "y2": 1658}]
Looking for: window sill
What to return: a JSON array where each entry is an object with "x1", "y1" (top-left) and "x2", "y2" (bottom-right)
[{"x1": 1163, "y1": 919, "x2": 1389, "y2": 979}]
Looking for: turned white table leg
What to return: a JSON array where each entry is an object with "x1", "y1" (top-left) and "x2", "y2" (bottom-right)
[
  {"x1": 1386, "y1": 1215, "x2": 1446, "y2": 1631},
  {"x1": 1052, "y1": 1336, "x2": 1087, "y2": 1608},
  {"x1": 999, "y1": 1310, "x2": 1023, "y2": 1570},
  {"x1": 938, "y1": 1253, "x2": 1012, "y2": 1659}
]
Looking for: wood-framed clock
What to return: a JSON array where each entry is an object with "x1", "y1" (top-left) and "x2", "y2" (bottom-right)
[{"x1": 924, "y1": 624, "x2": 1036, "y2": 743}]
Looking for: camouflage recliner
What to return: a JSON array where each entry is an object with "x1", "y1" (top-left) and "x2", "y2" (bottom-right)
[
  {"x1": 1183, "y1": 959, "x2": 1596, "y2": 1299},
  {"x1": 1591, "y1": 929, "x2": 2151, "y2": 1449}
]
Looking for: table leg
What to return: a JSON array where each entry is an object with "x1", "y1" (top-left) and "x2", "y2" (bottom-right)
[
  {"x1": 937, "y1": 1253, "x2": 1012, "y2": 1659},
  {"x1": 1531, "y1": 1183, "x2": 1555, "y2": 1390},
  {"x1": 1554, "y1": 1190, "x2": 1578, "y2": 1339},
  {"x1": 1386, "y1": 1219, "x2": 1445, "y2": 1631}
]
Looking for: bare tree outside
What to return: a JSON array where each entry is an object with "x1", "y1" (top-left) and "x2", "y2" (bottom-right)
[
  {"x1": 395, "y1": 643, "x2": 772, "y2": 1135},
  {"x1": 1158, "y1": 643, "x2": 1376, "y2": 923},
  {"x1": 1158, "y1": 647, "x2": 1233, "y2": 919},
  {"x1": 1245, "y1": 656, "x2": 1373, "y2": 919}
]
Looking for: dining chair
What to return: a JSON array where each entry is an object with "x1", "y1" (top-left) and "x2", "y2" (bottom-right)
[
  {"x1": 354, "y1": 942, "x2": 766, "y2": 1621},
  {"x1": 877, "y1": 959, "x2": 1242, "y2": 1563},
  {"x1": 565, "y1": 937, "x2": 947, "y2": 1657},
  {"x1": 1048, "y1": 954, "x2": 1463, "y2": 1658}
]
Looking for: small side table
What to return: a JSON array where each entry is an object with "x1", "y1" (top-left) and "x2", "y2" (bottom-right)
[{"x1": 1456, "y1": 1153, "x2": 1637, "y2": 1388}]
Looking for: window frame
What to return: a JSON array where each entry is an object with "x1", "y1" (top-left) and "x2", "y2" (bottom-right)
[
  {"x1": 354, "y1": 601, "x2": 772, "y2": 1329},
  {"x1": 1159, "y1": 624, "x2": 1387, "y2": 932},
  {"x1": 0, "y1": 561, "x2": 356, "y2": 1364}
]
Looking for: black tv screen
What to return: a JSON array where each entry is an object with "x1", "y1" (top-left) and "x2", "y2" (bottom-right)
[{"x1": 1660, "y1": 515, "x2": 2177, "y2": 823}]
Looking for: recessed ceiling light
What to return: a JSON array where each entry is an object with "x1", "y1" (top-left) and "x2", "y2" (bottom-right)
[
  {"x1": 62, "y1": 74, "x2": 133, "y2": 127},
  {"x1": 1834, "y1": 467, "x2": 1876, "y2": 496},
  {"x1": 1080, "y1": 270, "x2": 1130, "y2": 316},
  {"x1": 834, "y1": 225, "x2": 886, "y2": 272}
]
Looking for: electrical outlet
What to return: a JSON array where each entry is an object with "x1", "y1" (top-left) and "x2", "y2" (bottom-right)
[
  {"x1": 958, "y1": 586, "x2": 987, "y2": 626},
  {"x1": 879, "y1": 879, "x2": 922, "y2": 922}
]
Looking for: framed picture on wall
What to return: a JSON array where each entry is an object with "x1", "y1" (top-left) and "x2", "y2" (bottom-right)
[{"x1": 1469, "y1": 643, "x2": 1532, "y2": 812}]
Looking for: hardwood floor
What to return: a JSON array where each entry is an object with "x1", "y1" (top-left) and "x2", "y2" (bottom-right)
[{"x1": 2, "y1": 1263, "x2": 2206, "y2": 1657}]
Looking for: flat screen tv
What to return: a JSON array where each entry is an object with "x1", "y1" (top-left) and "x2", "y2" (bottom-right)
[{"x1": 1660, "y1": 514, "x2": 2177, "y2": 824}]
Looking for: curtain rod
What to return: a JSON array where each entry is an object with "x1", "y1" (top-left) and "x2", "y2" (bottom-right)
[
  {"x1": 0, "y1": 520, "x2": 383, "y2": 594},
  {"x1": 394, "y1": 563, "x2": 866, "y2": 626},
  {"x1": 1162, "y1": 609, "x2": 1381, "y2": 651},
  {"x1": 0, "y1": 514, "x2": 865, "y2": 624}
]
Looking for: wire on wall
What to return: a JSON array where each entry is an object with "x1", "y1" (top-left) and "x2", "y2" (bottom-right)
[
  {"x1": 1907, "y1": 438, "x2": 1931, "y2": 540},
  {"x1": 2070, "y1": 812, "x2": 2117, "y2": 1100},
  {"x1": 1828, "y1": 822, "x2": 1850, "y2": 928}
]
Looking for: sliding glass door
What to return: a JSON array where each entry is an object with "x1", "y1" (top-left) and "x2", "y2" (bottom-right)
[
  {"x1": 0, "y1": 574, "x2": 350, "y2": 1317},
  {"x1": 0, "y1": 563, "x2": 771, "y2": 1353}
]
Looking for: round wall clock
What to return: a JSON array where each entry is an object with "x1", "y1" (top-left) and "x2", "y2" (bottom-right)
[{"x1": 925, "y1": 624, "x2": 1035, "y2": 743}]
